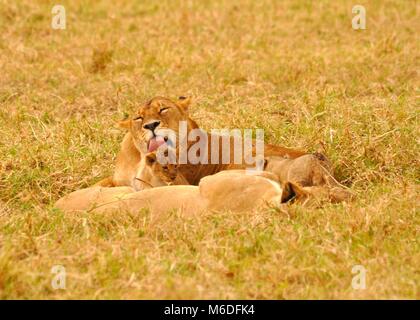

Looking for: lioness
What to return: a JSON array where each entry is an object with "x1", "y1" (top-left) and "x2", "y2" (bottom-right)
[
  {"x1": 96, "y1": 96, "x2": 307, "y2": 188},
  {"x1": 56, "y1": 170, "x2": 287, "y2": 216},
  {"x1": 55, "y1": 166, "x2": 352, "y2": 217}
]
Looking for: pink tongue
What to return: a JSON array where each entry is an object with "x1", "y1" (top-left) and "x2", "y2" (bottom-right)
[{"x1": 148, "y1": 136, "x2": 165, "y2": 152}]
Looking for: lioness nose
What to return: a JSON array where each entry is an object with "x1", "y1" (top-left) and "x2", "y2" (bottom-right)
[{"x1": 143, "y1": 121, "x2": 160, "y2": 131}]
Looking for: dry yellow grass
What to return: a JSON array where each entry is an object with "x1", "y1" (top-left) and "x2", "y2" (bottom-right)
[{"x1": 0, "y1": 0, "x2": 418, "y2": 299}]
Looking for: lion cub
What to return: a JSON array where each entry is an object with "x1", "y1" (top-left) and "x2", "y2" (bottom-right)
[
  {"x1": 264, "y1": 153, "x2": 333, "y2": 187},
  {"x1": 133, "y1": 152, "x2": 189, "y2": 190},
  {"x1": 264, "y1": 153, "x2": 353, "y2": 203}
]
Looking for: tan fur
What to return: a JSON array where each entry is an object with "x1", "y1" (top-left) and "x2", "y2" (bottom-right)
[
  {"x1": 56, "y1": 171, "x2": 285, "y2": 218},
  {"x1": 281, "y1": 181, "x2": 354, "y2": 205},
  {"x1": 265, "y1": 153, "x2": 353, "y2": 203},
  {"x1": 55, "y1": 186, "x2": 136, "y2": 212},
  {"x1": 213, "y1": 169, "x2": 280, "y2": 183},
  {"x1": 200, "y1": 170, "x2": 283, "y2": 212},
  {"x1": 96, "y1": 96, "x2": 307, "y2": 187},
  {"x1": 95, "y1": 132, "x2": 141, "y2": 187},
  {"x1": 133, "y1": 152, "x2": 189, "y2": 190},
  {"x1": 92, "y1": 96, "x2": 352, "y2": 204},
  {"x1": 264, "y1": 153, "x2": 334, "y2": 187}
]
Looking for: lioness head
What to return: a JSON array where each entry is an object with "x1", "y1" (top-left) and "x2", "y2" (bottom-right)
[
  {"x1": 119, "y1": 96, "x2": 198, "y2": 154},
  {"x1": 133, "y1": 152, "x2": 188, "y2": 191}
]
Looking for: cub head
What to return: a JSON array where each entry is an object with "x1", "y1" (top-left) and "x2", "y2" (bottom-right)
[
  {"x1": 119, "y1": 96, "x2": 198, "y2": 155},
  {"x1": 133, "y1": 152, "x2": 186, "y2": 191},
  {"x1": 281, "y1": 181, "x2": 354, "y2": 205}
]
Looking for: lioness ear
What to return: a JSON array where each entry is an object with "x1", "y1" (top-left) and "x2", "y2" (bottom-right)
[
  {"x1": 178, "y1": 96, "x2": 191, "y2": 112},
  {"x1": 281, "y1": 182, "x2": 308, "y2": 203},
  {"x1": 118, "y1": 119, "x2": 131, "y2": 130}
]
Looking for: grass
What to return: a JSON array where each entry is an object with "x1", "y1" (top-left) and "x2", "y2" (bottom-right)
[{"x1": 0, "y1": 0, "x2": 418, "y2": 299}]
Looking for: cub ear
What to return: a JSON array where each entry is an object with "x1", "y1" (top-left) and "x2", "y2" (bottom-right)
[
  {"x1": 177, "y1": 96, "x2": 191, "y2": 112},
  {"x1": 118, "y1": 119, "x2": 131, "y2": 130},
  {"x1": 281, "y1": 182, "x2": 308, "y2": 203},
  {"x1": 145, "y1": 153, "x2": 157, "y2": 165}
]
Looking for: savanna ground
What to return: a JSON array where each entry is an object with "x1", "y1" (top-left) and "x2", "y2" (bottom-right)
[{"x1": 0, "y1": 0, "x2": 418, "y2": 299}]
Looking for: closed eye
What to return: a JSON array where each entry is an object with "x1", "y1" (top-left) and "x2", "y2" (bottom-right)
[
  {"x1": 159, "y1": 107, "x2": 170, "y2": 114},
  {"x1": 133, "y1": 115, "x2": 143, "y2": 121}
]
